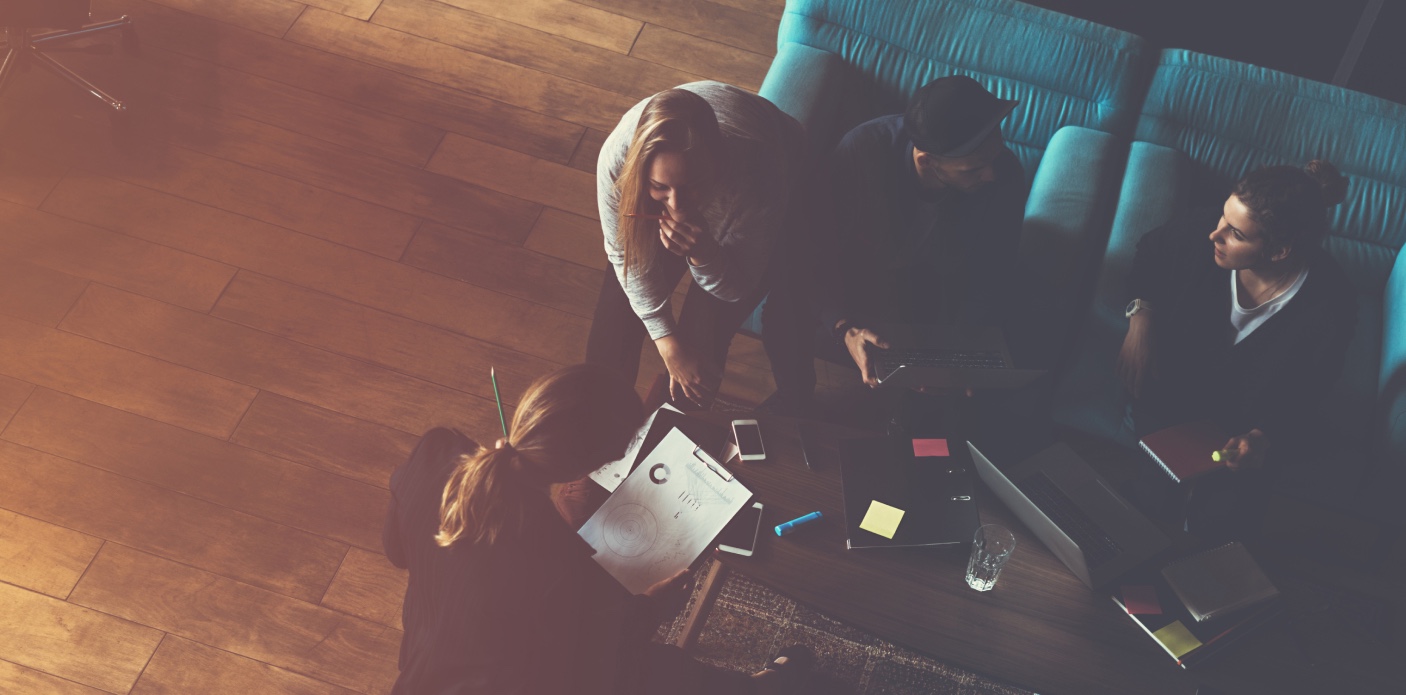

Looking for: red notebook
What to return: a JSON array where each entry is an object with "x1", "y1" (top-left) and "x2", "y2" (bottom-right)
[{"x1": 1138, "y1": 420, "x2": 1227, "y2": 484}]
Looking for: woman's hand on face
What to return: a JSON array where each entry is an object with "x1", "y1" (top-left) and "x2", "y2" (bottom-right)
[
  {"x1": 658, "y1": 337, "x2": 718, "y2": 407},
  {"x1": 1115, "y1": 315, "x2": 1154, "y2": 398},
  {"x1": 658, "y1": 218, "x2": 718, "y2": 266},
  {"x1": 1220, "y1": 429, "x2": 1268, "y2": 471}
]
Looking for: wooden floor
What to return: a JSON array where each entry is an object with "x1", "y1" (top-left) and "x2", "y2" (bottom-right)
[{"x1": 0, "y1": 1, "x2": 819, "y2": 692}]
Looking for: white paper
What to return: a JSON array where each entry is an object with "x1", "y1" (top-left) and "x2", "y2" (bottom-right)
[
  {"x1": 588, "y1": 403, "x2": 740, "y2": 492},
  {"x1": 578, "y1": 428, "x2": 751, "y2": 594},
  {"x1": 589, "y1": 403, "x2": 681, "y2": 492}
]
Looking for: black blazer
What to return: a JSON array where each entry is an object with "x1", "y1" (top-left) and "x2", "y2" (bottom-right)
[
  {"x1": 383, "y1": 428, "x2": 650, "y2": 695},
  {"x1": 1129, "y1": 208, "x2": 1357, "y2": 456}
]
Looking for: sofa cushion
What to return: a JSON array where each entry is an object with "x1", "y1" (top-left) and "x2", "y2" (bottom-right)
[
  {"x1": 758, "y1": 41, "x2": 850, "y2": 157},
  {"x1": 1052, "y1": 141, "x2": 1190, "y2": 446},
  {"x1": 1012, "y1": 126, "x2": 1127, "y2": 371}
]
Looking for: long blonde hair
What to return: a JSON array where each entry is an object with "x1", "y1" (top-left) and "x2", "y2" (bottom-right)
[
  {"x1": 436, "y1": 365, "x2": 643, "y2": 547},
  {"x1": 616, "y1": 89, "x2": 722, "y2": 283}
]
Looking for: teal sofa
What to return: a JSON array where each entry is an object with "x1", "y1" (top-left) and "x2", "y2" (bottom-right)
[{"x1": 747, "y1": 0, "x2": 1406, "y2": 518}]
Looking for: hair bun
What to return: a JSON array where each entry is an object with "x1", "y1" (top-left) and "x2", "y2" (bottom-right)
[{"x1": 1304, "y1": 159, "x2": 1349, "y2": 206}]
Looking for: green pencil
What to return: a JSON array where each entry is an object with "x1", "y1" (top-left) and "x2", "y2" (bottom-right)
[{"x1": 490, "y1": 367, "x2": 508, "y2": 438}]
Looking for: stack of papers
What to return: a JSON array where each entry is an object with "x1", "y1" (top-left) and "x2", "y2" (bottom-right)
[{"x1": 578, "y1": 428, "x2": 751, "y2": 594}]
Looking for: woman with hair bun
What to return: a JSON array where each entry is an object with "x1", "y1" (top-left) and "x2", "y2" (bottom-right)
[
  {"x1": 383, "y1": 364, "x2": 810, "y2": 694},
  {"x1": 1115, "y1": 160, "x2": 1357, "y2": 536},
  {"x1": 587, "y1": 82, "x2": 804, "y2": 407}
]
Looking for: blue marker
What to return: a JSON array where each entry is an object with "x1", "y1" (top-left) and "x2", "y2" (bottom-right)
[{"x1": 775, "y1": 511, "x2": 823, "y2": 537}]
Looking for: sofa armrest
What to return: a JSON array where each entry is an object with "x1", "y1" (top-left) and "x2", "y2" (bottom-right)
[
  {"x1": 759, "y1": 41, "x2": 847, "y2": 155},
  {"x1": 1383, "y1": 250, "x2": 1406, "y2": 460},
  {"x1": 1052, "y1": 141, "x2": 1189, "y2": 445},
  {"x1": 1012, "y1": 126, "x2": 1126, "y2": 371}
]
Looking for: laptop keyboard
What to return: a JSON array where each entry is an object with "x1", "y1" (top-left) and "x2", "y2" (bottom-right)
[
  {"x1": 1017, "y1": 472, "x2": 1124, "y2": 568},
  {"x1": 876, "y1": 349, "x2": 1008, "y2": 370}
]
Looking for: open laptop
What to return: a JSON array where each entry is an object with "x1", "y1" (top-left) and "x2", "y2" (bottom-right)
[
  {"x1": 868, "y1": 324, "x2": 1044, "y2": 390},
  {"x1": 967, "y1": 441, "x2": 1171, "y2": 589}
]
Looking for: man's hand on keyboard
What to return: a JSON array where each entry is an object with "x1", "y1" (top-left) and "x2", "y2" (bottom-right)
[{"x1": 843, "y1": 326, "x2": 890, "y2": 387}]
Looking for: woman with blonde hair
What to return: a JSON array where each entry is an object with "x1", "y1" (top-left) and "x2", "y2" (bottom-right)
[
  {"x1": 587, "y1": 82, "x2": 805, "y2": 407},
  {"x1": 383, "y1": 364, "x2": 810, "y2": 694}
]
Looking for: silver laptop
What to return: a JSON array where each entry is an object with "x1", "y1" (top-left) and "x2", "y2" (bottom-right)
[
  {"x1": 968, "y1": 441, "x2": 1170, "y2": 589},
  {"x1": 868, "y1": 324, "x2": 1044, "y2": 390}
]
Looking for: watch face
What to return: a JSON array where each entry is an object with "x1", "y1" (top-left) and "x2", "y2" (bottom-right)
[{"x1": 1125, "y1": 299, "x2": 1139, "y2": 317}]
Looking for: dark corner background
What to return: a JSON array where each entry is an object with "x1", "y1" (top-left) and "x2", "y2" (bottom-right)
[{"x1": 1025, "y1": 0, "x2": 1402, "y2": 106}]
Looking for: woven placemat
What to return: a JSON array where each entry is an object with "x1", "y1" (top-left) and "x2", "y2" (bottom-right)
[{"x1": 652, "y1": 560, "x2": 1033, "y2": 695}]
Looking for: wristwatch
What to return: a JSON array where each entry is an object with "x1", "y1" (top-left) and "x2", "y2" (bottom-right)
[{"x1": 1125, "y1": 298, "x2": 1151, "y2": 319}]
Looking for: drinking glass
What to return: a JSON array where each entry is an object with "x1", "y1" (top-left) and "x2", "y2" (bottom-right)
[{"x1": 965, "y1": 524, "x2": 1016, "y2": 591}]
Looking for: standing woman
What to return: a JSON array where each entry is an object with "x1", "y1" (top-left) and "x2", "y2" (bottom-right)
[
  {"x1": 1115, "y1": 161, "x2": 1356, "y2": 533},
  {"x1": 383, "y1": 364, "x2": 810, "y2": 694},
  {"x1": 588, "y1": 82, "x2": 804, "y2": 406}
]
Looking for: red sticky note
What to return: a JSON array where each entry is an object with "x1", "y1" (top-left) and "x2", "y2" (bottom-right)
[
  {"x1": 1122, "y1": 585, "x2": 1162, "y2": 615},
  {"x1": 912, "y1": 439, "x2": 949, "y2": 457}
]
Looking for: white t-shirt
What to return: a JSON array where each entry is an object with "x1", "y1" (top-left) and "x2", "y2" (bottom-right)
[{"x1": 1230, "y1": 268, "x2": 1308, "y2": 344}]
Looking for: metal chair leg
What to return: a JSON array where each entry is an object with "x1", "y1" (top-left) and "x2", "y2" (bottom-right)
[
  {"x1": 0, "y1": 28, "x2": 23, "y2": 101},
  {"x1": 31, "y1": 15, "x2": 133, "y2": 47},
  {"x1": 28, "y1": 46, "x2": 124, "y2": 111},
  {"x1": 1, "y1": 16, "x2": 134, "y2": 112}
]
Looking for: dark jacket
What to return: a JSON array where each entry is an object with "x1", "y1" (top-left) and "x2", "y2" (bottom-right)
[
  {"x1": 1129, "y1": 209, "x2": 1357, "y2": 458},
  {"x1": 815, "y1": 114, "x2": 1028, "y2": 332},
  {"x1": 383, "y1": 428, "x2": 652, "y2": 695}
]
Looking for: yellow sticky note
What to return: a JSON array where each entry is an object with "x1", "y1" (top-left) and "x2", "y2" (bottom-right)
[
  {"x1": 859, "y1": 500, "x2": 905, "y2": 539},
  {"x1": 1152, "y1": 621, "x2": 1202, "y2": 659}
]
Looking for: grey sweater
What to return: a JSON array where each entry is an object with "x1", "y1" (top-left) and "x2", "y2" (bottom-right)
[{"x1": 597, "y1": 81, "x2": 803, "y2": 340}]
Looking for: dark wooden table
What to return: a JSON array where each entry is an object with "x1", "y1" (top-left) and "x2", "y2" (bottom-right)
[{"x1": 698, "y1": 412, "x2": 1396, "y2": 695}]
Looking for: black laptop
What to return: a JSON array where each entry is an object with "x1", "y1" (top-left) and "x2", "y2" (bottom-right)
[
  {"x1": 968, "y1": 441, "x2": 1171, "y2": 589},
  {"x1": 868, "y1": 324, "x2": 1044, "y2": 390}
]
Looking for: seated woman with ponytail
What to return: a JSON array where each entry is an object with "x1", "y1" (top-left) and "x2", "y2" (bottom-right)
[
  {"x1": 383, "y1": 364, "x2": 810, "y2": 694},
  {"x1": 1115, "y1": 161, "x2": 1357, "y2": 536}
]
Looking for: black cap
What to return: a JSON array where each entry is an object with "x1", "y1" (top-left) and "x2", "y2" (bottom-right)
[{"x1": 904, "y1": 75, "x2": 1018, "y2": 157}]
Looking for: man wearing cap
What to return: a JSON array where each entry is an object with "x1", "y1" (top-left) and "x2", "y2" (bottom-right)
[{"x1": 762, "y1": 75, "x2": 1028, "y2": 415}]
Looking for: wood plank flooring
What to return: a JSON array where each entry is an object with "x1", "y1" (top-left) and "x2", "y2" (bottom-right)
[{"x1": 0, "y1": 0, "x2": 833, "y2": 692}]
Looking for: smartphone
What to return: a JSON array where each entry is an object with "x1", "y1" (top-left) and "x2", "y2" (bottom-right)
[
  {"x1": 717, "y1": 501, "x2": 764, "y2": 556},
  {"x1": 731, "y1": 419, "x2": 766, "y2": 462}
]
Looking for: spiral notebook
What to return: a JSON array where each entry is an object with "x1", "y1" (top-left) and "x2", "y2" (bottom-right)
[{"x1": 1138, "y1": 420, "x2": 1227, "y2": 484}]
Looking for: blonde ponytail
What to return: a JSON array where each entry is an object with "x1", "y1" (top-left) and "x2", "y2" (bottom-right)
[
  {"x1": 435, "y1": 445, "x2": 527, "y2": 547},
  {"x1": 434, "y1": 364, "x2": 644, "y2": 547}
]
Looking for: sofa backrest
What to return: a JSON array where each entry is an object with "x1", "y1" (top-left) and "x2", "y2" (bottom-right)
[{"x1": 771, "y1": 0, "x2": 1153, "y2": 180}]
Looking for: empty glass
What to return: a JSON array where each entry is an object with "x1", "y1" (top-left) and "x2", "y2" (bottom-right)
[{"x1": 965, "y1": 524, "x2": 1016, "y2": 591}]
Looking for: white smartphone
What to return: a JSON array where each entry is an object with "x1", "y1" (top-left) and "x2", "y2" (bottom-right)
[
  {"x1": 731, "y1": 419, "x2": 766, "y2": 462},
  {"x1": 717, "y1": 501, "x2": 764, "y2": 556}
]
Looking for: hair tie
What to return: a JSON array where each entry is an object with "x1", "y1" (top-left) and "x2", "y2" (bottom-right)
[{"x1": 496, "y1": 440, "x2": 530, "y2": 476}]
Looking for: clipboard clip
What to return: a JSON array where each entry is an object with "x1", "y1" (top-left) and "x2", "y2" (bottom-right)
[{"x1": 693, "y1": 446, "x2": 734, "y2": 482}]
